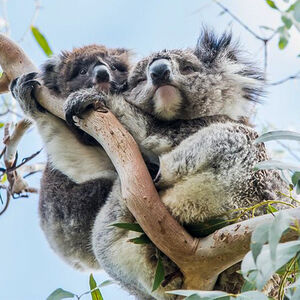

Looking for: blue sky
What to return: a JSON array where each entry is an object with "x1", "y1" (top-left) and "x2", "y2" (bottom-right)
[{"x1": 0, "y1": 1, "x2": 300, "y2": 299}]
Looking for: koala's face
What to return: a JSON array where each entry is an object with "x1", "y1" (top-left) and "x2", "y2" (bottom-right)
[
  {"x1": 126, "y1": 31, "x2": 264, "y2": 121},
  {"x1": 41, "y1": 45, "x2": 130, "y2": 97}
]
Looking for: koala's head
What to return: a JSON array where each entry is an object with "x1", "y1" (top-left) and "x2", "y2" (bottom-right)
[
  {"x1": 125, "y1": 30, "x2": 264, "y2": 122},
  {"x1": 41, "y1": 45, "x2": 130, "y2": 97}
]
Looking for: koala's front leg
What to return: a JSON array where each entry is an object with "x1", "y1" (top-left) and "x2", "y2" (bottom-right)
[
  {"x1": 10, "y1": 72, "x2": 45, "y2": 118},
  {"x1": 64, "y1": 88, "x2": 108, "y2": 129}
]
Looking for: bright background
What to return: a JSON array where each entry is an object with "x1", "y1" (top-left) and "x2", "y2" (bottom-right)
[{"x1": 0, "y1": 1, "x2": 299, "y2": 299}]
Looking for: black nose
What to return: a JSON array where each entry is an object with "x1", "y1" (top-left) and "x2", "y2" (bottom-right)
[
  {"x1": 94, "y1": 65, "x2": 110, "y2": 83},
  {"x1": 149, "y1": 59, "x2": 171, "y2": 85}
]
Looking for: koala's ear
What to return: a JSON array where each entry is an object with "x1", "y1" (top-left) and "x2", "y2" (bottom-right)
[
  {"x1": 110, "y1": 48, "x2": 135, "y2": 66},
  {"x1": 40, "y1": 55, "x2": 63, "y2": 94},
  {"x1": 194, "y1": 29, "x2": 237, "y2": 66}
]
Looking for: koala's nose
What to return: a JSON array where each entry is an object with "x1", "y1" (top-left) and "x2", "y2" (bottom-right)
[
  {"x1": 149, "y1": 59, "x2": 171, "y2": 85},
  {"x1": 94, "y1": 65, "x2": 110, "y2": 82}
]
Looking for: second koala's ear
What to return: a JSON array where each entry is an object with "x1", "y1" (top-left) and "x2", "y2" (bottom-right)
[
  {"x1": 40, "y1": 55, "x2": 63, "y2": 94},
  {"x1": 109, "y1": 48, "x2": 135, "y2": 67}
]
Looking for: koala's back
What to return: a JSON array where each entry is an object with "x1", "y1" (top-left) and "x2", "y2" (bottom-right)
[{"x1": 39, "y1": 163, "x2": 114, "y2": 270}]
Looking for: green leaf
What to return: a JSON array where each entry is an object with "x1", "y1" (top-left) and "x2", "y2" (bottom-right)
[
  {"x1": 241, "y1": 240, "x2": 300, "y2": 290},
  {"x1": 265, "y1": 0, "x2": 278, "y2": 9},
  {"x1": 254, "y1": 130, "x2": 300, "y2": 144},
  {"x1": 241, "y1": 271, "x2": 259, "y2": 292},
  {"x1": 294, "y1": 0, "x2": 300, "y2": 21},
  {"x1": 254, "y1": 160, "x2": 300, "y2": 172},
  {"x1": 0, "y1": 122, "x2": 4, "y2": 128},
  {"x1": 282, "y1": 15, "x2": 293, "y2": 28},
  {"x1": 287, "y1": 2, "x2": 296, "y2": 12},
  {"x1": 98, "y1": 280, "x2": 114, "y2": 288},
  {"x1": 110, "y1": 222, "x2": 144, "y2": 233},
  {"x1": 47, "y1": 288, "x2": 75, "y2": 300},
  {"x1": 129, "y1": 233, "x2": 151, "y2": 244},
  {"x1": 236, "y1": 291, "x2": 268, "y2": 300},
  {"x1": 251, "y1": 222, "x2": 271, "y2": 263},
  {"x1": 31, "y1": 26, "x2": 53, "y2": 57},
  {"x1": 292, "y1": 172, "x2": 300, "y2": 186},
  {"x1": 152, "y1": 254, "x2": 165, "y2": 292},
  {"x1": 259, "y1": 25, "x2": 275, "y2": 31},
  {"x1": 89, "y1": 274, "x2": 103, "y2": 300},
  {"x1": 279, "y1": 36, "x2": 288, "y2": 49},
  {"x1": 166, "y1": 290, "x2": 230, "y2": 299},
  {"x1": 268, "y1": 211, "x2": 293, "y2": 265},
  {"x1": 0, "y1": 173, "x2": 7, "y2": 183},
  {"x1": 184, "y1": 218, "x2": 231, "y2": 238},
  {"x1": 267, "y1": 204, "x2": 278, "y2": 213}
]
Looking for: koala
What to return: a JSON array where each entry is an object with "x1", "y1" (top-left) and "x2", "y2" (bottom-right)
[
  {"x1": 10, "y1": 44, "x2": 132, "y2": 270},
  {"x1": 63, "y1": 31, "x2": 294, "y2": 299}
]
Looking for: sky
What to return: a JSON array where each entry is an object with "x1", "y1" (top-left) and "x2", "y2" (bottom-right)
[{"x1": 0, "y1": 0, "x2": 300, "y2": 300}]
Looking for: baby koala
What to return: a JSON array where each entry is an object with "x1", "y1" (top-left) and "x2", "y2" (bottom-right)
[
  {"x1": 64, "y1": 31, "x2": 292, "y2": 299},
  {"x1": 10, "y1": 44, "x2": 131, "y2": 270}
]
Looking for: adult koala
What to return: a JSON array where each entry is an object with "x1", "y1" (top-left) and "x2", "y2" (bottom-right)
[
  {"x1": 10, "y1": 44, "x2": 131, "y2": 270},
  {"x1": 63, "y1": 30, "x2": 293, "y2": 299}
]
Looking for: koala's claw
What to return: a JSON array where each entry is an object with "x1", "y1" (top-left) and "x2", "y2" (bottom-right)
[
  {"x1": 10, "y1": 72, "x2": 44, "y2": 116},
  {"x1": 64, "y1": 89, "x2": 107, "y2": 127},
  {"x1": 153, "y1": 168, "x2": 161, "y2": 184}
]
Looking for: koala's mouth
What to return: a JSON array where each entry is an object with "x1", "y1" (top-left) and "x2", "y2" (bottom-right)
[
  {"x1": 95, "y1": 82, "x2": 110, "y2": 93},
  {"x1": 153, "y1": 85, "x2": 183, "y2": 120}
]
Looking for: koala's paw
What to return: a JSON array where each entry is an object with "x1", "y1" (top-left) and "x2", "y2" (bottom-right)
[
  {"x1": 64, "y1": 88, "x2": 108, "y2": 128},
  {"x1": 10, "y1": 72, "x2": 44, "y2": 117}
]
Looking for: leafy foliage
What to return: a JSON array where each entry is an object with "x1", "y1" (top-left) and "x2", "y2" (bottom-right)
[
  {"x1": 263, "y1": 0, "x2": 300, "y2": 50},
  {"x1": 169, "y1": 211, "x2": 300, "y2": 299},
  {"x1": 31, "y1": 26, "x2": 53, "y2": 57}
]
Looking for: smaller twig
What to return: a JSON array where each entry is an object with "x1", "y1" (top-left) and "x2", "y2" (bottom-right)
[
  {"x1": 0, "y1": 187, "x2": 10, "y2": 216},
  {"x1": 269, "y1": 70, "x2": 300, "y2": 86},
  {"x1": 18, "y1": 0, "x2": 41, "y2": 43},
  {"x1": 214, "y1": 0, "x2": 265, "y2": 41},
  {"x1": 6, "y1": 148, "x2": 42, "y2": 173}
]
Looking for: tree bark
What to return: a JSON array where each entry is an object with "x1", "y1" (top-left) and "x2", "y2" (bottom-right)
[{"x1": 0, "y1": 33, "x2": 299, "y2": 291}]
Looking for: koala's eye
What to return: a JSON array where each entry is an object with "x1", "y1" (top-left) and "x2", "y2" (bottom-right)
[
  {"x1": 110, "y1": 65, "x2": 116, "y2": 71},
  {"x1": 181, "y1": 65, "x2": 196, "y2": 75},
  {"x1": 80, "y1": 68, "x2": 87, "y2": 75},
  {"x1": 136, "y1": 78, "x2": 146, "y2": 84}
]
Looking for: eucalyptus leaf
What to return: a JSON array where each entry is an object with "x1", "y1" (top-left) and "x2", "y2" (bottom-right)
[
  {"x1": 282, "y1": 15, "x2": 293, "y2": 28},
  {"x1": 152, "y1": 254, "x2": 165, "y2": 292},
  {"x1": 236, "y1": 291, "x2": 268, "y2": 300},
  {"x1": 241, "y1": 241, "x2": 300, "y2": 290},
  {"x1": 31, "y1": 26, "x2": 53, "y2": 57},
  {"x1": 254, "y1": 130, "x2": 300, "y2": 144},
  {"x1": 129, "y1": 233, "x2": 151, "y2": 244},
  {"x1": 89, "y1": 274, "x2": 103, "y2": 300},
  {"x1": 110, "y1": 222, "x2": 144, "y2": 233},
  {"x1": 251, "y1": 222, "x2": 271, "y2": 263},
  {"x1": 46, "y1": 288, "x2": 75, "y2": 300},
  {"x1": 292, "y1": 171, "x2": 300, "y2": 186},
  {"x1": 184, "y1": 218, "x2": 231, "y2": 238},
  {"x1": 166, "y1": 290, "x2": 229, "y2": 299},
  {"x1": 265, "y1": 0, "x2": 278, "y2": 9},
  {"x1": 254, "y1": 160, "x2": 300, "y2": 172},
  {"x1": 294, "y1": 0, "x2": 300, "y2": 21},
  {"x1": 268, "y1": 211, "x2": 293, "y2": 265}
]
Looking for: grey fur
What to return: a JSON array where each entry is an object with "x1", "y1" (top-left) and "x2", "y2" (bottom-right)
[
  {"x1": 63, "y1": 31, "x2": 292, "y2": 298},
  {"x1": 10, "y1": 30, "x2": 293, "y2": 299},
  {"x1": 10, "y1": 45, "x2": 131, "y2": 270}
]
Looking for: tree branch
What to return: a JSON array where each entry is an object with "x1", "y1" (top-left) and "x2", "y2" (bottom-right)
[{"x1": 0, "y1": 33, "x2": 299, "y2": 291}]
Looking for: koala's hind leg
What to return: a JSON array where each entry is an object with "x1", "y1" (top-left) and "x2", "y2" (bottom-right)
[{"x1": 92, "y1": 180, "x2": 181, "y2": 300}]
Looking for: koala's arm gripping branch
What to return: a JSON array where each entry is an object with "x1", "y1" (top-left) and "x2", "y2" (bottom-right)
[{"x1": 0, "y1": 33, "x2": 300, "y2": 292}]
